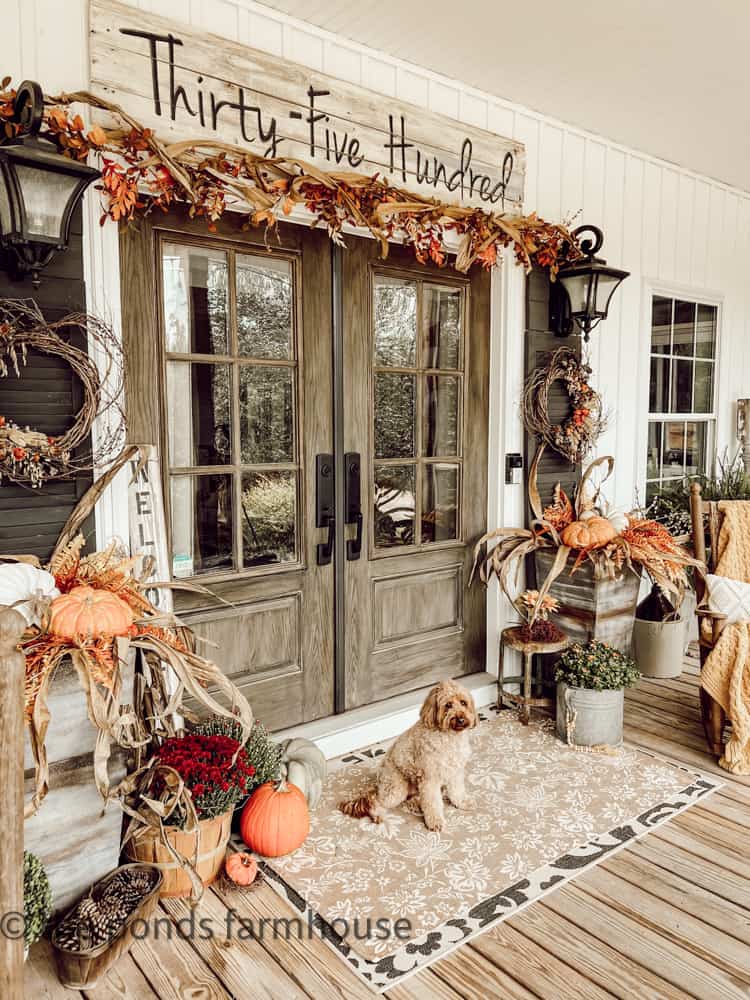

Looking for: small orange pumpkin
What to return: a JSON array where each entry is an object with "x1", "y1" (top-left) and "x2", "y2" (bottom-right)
[
  {"x1": 560, "y1": 516, "x2": 617, "y2": 550},
  {"x1": 49, "y1": 585, "x2": 134, "y2": 640},
  {"x1": 240, "y1": 780, "x2": 310, "y2": 858},
  {"x1": 224, "y1": 851, "x2": 258, "y2": 886}
]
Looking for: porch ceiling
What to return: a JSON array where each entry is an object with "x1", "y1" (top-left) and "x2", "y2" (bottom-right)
[{"x1": 258, "y1": 0, "x2": 749, "y2": 193}]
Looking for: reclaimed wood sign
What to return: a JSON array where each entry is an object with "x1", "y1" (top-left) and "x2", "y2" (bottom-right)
[{"x1": 90, "y1": 0, "x2": 525, "y2": 211}]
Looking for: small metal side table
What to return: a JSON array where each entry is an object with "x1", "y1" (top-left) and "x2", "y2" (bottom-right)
[{"x1": 498, "y1": 626, "x2": 569, "y2": 724}]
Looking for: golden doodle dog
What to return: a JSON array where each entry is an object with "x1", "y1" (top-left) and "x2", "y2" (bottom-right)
[{"x1": 339, "y1": 680, "x2": 477, "y2": 832}]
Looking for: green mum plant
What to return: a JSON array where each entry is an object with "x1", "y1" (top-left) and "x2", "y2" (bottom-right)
[
  {"x1": 191, "y1": 716, "x2": 282, "y2": 793},
  {"x1": 23, "y1": 850, "x2": 52, "y2": 949},
  {"x1": 555, "y1": 640, "x2": 640, "y2": 691}
]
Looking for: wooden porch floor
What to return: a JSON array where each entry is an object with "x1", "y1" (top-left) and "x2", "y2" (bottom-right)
[{"x1": 26, "y1": 646, "x2": 750, "y2": 1000}]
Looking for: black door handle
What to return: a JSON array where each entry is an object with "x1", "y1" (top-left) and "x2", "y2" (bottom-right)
[
  {"x1": 317, "y1": 515, "x2": 334, "y2": 566},
  {"x1": 345, "y1": 452, "x2": 362, "y2": 560}
]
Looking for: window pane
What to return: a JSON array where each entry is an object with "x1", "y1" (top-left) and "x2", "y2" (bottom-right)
[
  {"x1": 423, "y1": 286, "x2": 462, "y2": 369},
  {"x1": 374, "y1": 464, "x2": 415, "y2": 547},
  {"x1": 236, "y1": 255, "x2": 293, "y2": 360},
  {"x1": 170, "y1": 474, "x2": 234, "y2": 577},
  {"x1": 649, "y1": 357, "x2": 670, "y2": 413},
  {"x1": 374, "y1": 277, "x2": 417, "y2": 367},
  {"x1": 167, "y1": 362, "x2": 231, "y2": 466},
  {"x1": 672, "y1": 300, "x2": 696, "y2": 356},
  {"x1": 162, "y1": 244, "x2": 228, "y2": 354},
  {"x1": 685, "y1": 422, "x2": 707, "y2": 478},
  {"x1": 696, "y1": 304, "x2": 717, "y2": 359},
  {"x1": 651, "y1": 296, "x2": 672, "y2": 354},
  {"x1": 241, "y1": 471, "x2": 297, "y2": 566},
  {"x1": 239, "y1": 366, "x2": 295, "y2": 464},
  {"x1": 671, "y1": 359, "x2": 693, "y2": 413},
  {"x1": 694, "y1": 361, "x2": 714, "y2": 414},
  {"x1": 374, "y1": 373, "x2": 416, "y2": 458},
  {"x1": 422, "y1": 464, "x2": 459, "y2": 543},
  {"x1": 423, "y1": 375, "x2": 459, "y2": 456},
  {"x1": 646, "y1": 422, "x2": 662, "y2": 480},
  {"x1": 663, "y1": 422, "x2": 686, "y2": 477}
]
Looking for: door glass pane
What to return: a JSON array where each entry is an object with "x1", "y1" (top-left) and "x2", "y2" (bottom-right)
[
  {"x1": 685, "y1": 422, "x2": 707, "y2": 478},
  {"x1": 167, "y1": 362, "x2": 231, "y2": 466},
  {"x1": 241, "y1": 471, "x2": 297, "y2": 566},
  {"x1": 423, "y1": 286, "x2": 462, "y2": 369},
  {"x1": 423, "y1": 375, "x2": 459, "y2": 456},
  {"x1": 646, "y1": 421, "x2": 662, "y2": 480},
  {"x1": 649, "y1": 357, "x2": 670, "y2": 413},
  {"x1": 374, "y1": 373, "x2": 416, "y2": 458},
  {"x1": 421, "y1": 464, "x2": 459, "y2": 543},
  {"x1": 170, "y1": 474, "x2": 234, "y2": 577},
  {"x1": 374, "y1": 464, "x2": 415, "y2": 547},
  {"x1": 671, "y1": 359, "x2": 693, "y2": 413},
  {"x1": 239, "y1": 366, "x2": 294, "y2": 464},
  {"x1": 663, "y1": 422, "x2": 686, "y2": 477},
  {"x1": 162, "y1": 244, "x2": 228, "y2": 354},
  {"x1": 694, "y1": 361, "x2": 714, "y2": 413},
  {"x1": 672, "y1": 300, "x2": 695, "y2": 356},
  {"x1": 696, "y1": 304, "x2": 717, "y2": 358},
  {"x1": 374, "y1": 278, "x2": 417, "y2": 367},
  {"x1": 650, "y1": 296, "x2": 672, "y2": 354},
  {"x1": 236, "y1": 254, "x2": 293, "y2": 360}
]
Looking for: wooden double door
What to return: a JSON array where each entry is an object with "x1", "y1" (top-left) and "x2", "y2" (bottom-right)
[{"x1": 122, "y1": 212, "x2": 489, "y2": 730}]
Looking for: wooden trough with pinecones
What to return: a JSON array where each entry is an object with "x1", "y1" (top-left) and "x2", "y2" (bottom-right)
[{"x1": 51, "y1": 863, "x2": 162, "y2": 989}]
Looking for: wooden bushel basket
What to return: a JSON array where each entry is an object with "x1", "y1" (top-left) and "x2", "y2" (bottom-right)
[
  {"x1": 51, "y1": 863, "x2": 162, "y2": 990},
  {"x1": 124, "y1": 811, "x2": 232, "y2": 898}
]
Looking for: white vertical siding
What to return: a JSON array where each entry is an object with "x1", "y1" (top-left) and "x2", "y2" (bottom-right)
[{"x1": 2, "y1": 0, "x2": 750, "y2": 512}]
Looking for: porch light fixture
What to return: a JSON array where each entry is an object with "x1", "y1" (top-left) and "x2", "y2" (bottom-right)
[
  {"x1": 551, "y1": 224, "x2": 629, "y2": 341},
  {"x1": 0, "y1": 80, "x2": 100, "y2": 287}
]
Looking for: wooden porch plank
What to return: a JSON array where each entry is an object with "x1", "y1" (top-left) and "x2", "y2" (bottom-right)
[
  {"x1": 579, "y1": 868, "x2": 750, "y2": 987},
  {"x1": 652, "y1": 822, "x2": 750, "y2": 881},
  {"x1": 508, "y1": 902, "x2": 689, "y2": 1000},
  {"x1": 468, "y1": 920, "x2": 616, "y2": 999},
  {"x1": 622, "y1": 722, "x2": 744, "y2": 783},
  {"x1": 625, "y1": 688, "x2": 702, "y2": 723},
  {"x1": 627, "y1": 837, "x2": 750, "y2": 911},
  {"x1": 543, "y1": 883, "x2": 747, "y2": 1000},
  {"x1": 601, "y1": 851, "x2": 750, "y2": 945},
  {"x1": 159, "y1": 891, "x2": 309, "y2": 999},
  {"x1": 128, "y1": 912, "x2": 231, "y2": 1000},
  {"x1": 83, "y1": 953, "x2": 160, "y2": 1000},
  {"x1": 24, "y1": 938, "x2": 82, "y2": 999},
  {"x1": 429, "y1": 944, "x2": 539, "y2": 999}
]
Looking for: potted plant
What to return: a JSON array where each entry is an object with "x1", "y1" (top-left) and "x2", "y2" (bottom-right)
[
  {"x1": 515, "y1": 589, "x2": 566, "y2": 643},
  {"x1": 124, "y1": 732, "x2": 255, "y2": 898},
  {"x1": 23, "y1": 850, "x2": 52, "y2": 960},
  {"x1": 632, "y1": 583, "x2": 687, "y2": 679},
  {"x1": 555, "y1": 640, "x2": 640, "y2": 747}
]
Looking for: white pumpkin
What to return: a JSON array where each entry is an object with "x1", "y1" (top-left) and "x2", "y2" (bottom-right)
[
  {"x1": 605, "y1": 508, "x2": 629, "y2": 536},
  {"x1": 0, "y1": 563, "x2": 59, "y2": 627},
  {"x1": 279, "y1": 737, "x2": 327, "y2": 809}
]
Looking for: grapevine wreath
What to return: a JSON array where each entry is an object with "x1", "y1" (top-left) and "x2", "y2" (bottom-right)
[
  {"x1": 522, "y1": 347, "x2": 605, "y2": 464},
  {"x1": 0, "y1": 299, "x2": 123, "y2": 487}
]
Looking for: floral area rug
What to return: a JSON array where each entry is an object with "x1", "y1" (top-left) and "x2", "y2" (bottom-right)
[{"x1": 249, "y1": 707, "x2": 721, "y2": 993}]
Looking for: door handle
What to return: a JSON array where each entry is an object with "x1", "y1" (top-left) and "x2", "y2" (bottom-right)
[
  {"x1": 316, "y1": 454, "x2": 334, "y2": 566},
  {"x1": 345, "y1": 452, "x2": 362, "y2": 561}
]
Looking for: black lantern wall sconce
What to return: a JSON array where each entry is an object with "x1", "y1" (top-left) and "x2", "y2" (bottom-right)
[
  {"x1": 550, "y1": 224, "x2": 629, "y2": 341},
  {"x1": 0, "y1": 80, "x2": 100, "y2": 287}
]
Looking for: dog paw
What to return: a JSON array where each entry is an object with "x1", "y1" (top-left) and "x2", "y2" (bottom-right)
[
  {"x1": 424, "y1": 817, "x2": 444, "y2": 832},
  {"x1": 449, "y1": 796, "x2": 472, "y2": 810}
]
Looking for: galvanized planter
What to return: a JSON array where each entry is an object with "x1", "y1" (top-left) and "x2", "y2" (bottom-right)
[
  {"x1": 534, "y1": 550, "x2": 641, "y2": 653},
  {"x1": 556, "y1": 683, "x2": 624, "y2": 747}
]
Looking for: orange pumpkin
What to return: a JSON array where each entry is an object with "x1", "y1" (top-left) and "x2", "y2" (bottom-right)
[
  {"x1": 239, "y1": 780, "x2": 310, "y2": 858},
  {"x1": 49, "y1": 586, "x2": 134, "y2": 639},
  {"x1": 224, "y1": 851, "x2": 258, "y2": 886},
  {"x1": 560, "y1": 516, "x2": 617, "y2": 550}
]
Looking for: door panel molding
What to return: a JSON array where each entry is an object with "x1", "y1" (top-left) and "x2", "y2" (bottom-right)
[{"x1": 372, "y1": 564, "x2": 463, "y2": 647}]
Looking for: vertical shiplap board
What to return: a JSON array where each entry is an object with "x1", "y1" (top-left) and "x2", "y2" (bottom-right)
[
  {"x1": 691, "y1": 180, "x2": 711, "y2": 289},
  {"x1": 641, "y1": 161, "x2": 662, "y2": 279},
  {"x1": 537, "y1": 124, "x2": 563, "y2": 221},
  {"x1": 706, "y1": 186, "x2": 726, "y2": 292},
  {"x1": 621, "y1": 155, "x2": 646, "y2": 502},
  {"x1": 513, "y1": 114, "x2": 540, "y2": 213},
  {"x1": 658, "y1": 169, "x2": 679, "y2": 284},
  {"x1": 1, "y1": 0, "x2": 23, "y2": 82},
  {"x1": 581, "y1": 140, "x2": 607, "y2": 409},
  {"x1": 560, "y1": 131, "x2": 585, "y2": 223},
  {"x1": 675, "y1": 174, "x2": 695, "y2": 286}
]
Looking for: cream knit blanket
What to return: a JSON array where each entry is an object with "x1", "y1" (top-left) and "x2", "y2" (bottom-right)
[{"x1": 700, "y1": 501, "x2": 750, "y2": 773}]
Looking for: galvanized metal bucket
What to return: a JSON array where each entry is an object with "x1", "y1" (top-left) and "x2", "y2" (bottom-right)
[{"x1": 556, "y1": 682, "x2": 624, "y2": 747}]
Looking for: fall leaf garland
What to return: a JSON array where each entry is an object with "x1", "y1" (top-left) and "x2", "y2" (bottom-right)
[{"x1": 0, "y1": 76, "x2": 583, "y2": 276}]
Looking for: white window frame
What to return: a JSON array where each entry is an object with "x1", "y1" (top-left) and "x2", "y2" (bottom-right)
[{"x1": 637, "y1": 280, "x2": 723, "y2": 505}]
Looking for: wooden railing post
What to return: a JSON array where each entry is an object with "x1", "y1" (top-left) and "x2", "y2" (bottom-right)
[{"x1": 0, "y1": 607, "x2": 27, "y2": 999}]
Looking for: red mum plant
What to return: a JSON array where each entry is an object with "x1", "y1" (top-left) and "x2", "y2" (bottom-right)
[{"x1": 155, "y1": 733, "x2": 255, "y2": 825}]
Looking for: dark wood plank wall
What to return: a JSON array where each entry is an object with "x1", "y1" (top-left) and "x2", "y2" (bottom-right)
[{"x1": 0, "y1": 206, "x2": 94, "y2": 561}]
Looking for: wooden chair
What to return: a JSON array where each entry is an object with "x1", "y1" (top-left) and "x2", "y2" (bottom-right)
[{"x1": 689, "y1": 482, "x2": 728, "y2": 755}]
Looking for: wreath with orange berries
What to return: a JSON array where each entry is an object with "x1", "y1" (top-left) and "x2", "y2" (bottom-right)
[
  {"x1": 522, "y1": 347, "x2": 606, "y2": 464},
  {"x1": 0, "y1": 300, "x2": 123, "y2": 488}
]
